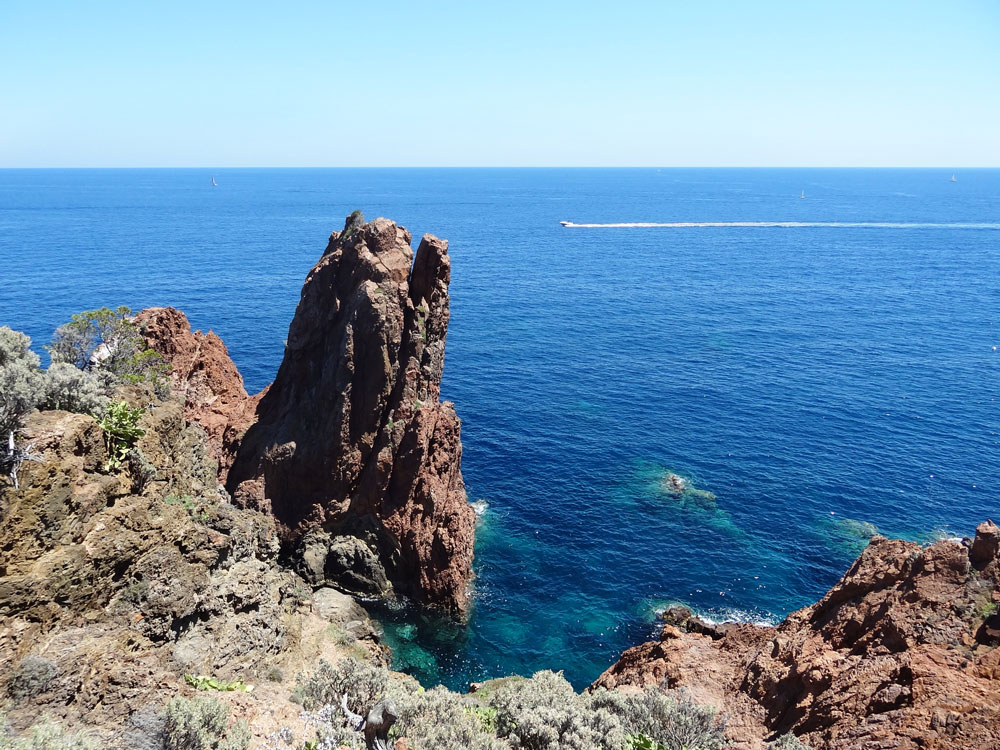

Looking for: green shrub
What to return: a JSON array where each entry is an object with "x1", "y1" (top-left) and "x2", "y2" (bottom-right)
[
  {"x1": 485, "y1": 670, "x2": 625, "y2": 750},
  {"x1": 466, "y1": 704, "x2": 500, "y2": 734},
  {"x1": 39, "y1": 362, "x2": 108, "y2": 415},
  {"x1": 47, "y1": 306, "x2": 169, "y2": 395},
  {"x1": 164, "y1": 493, "x2": 196, "y2": 510},
  {"x1": 7, "y1": 656, "x2": 58, "y2": 701},
  {"x1": 163, "y1": 696, "x2": 249, "y2": 750},
  {"x1": 590, "y1": 687, "x2": 726, "y2": 750},
  {"x1": 97, "y1": 400, "x2": 145, "y2": 471},
  {"x1": 769, "y1": 734, "x2": 810, "y2": 749},
  {"x1": 0, "y1": 326, "x2": 44, "y2": 439},
  {"x1": 0, "y1": 716, "x2": 98, "y2": 750},
  {"x1": 183, "y1": 674, "x2": 253, "y2": 693},
  {"x1": 294, "y1": 657, "x2": 388, "y2": 713}
]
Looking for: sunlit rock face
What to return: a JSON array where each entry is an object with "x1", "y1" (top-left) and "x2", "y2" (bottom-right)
[
  {"x1": 227, "y1": 215, "x2": 474, "y2": 618},
  {"x1": 594, "y1": 527, "x2": 1000, "y2": 749}
]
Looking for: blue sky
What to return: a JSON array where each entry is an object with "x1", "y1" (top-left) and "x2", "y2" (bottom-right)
[{"x1": 1, "y1": 1, "x2": 998, "y2": 167}]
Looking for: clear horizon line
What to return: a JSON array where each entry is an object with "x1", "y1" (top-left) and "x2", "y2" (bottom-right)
[{"x1": 0, "y1": 165, "x2": 996, "y2": 170}]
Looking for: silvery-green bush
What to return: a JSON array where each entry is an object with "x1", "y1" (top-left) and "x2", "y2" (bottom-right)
[
  {"x1": 590, "y1": 687, "x2": 726, "y2": 750},
  {"x1": 393, "y1": 686, "x2": 510, "y2": 750},
  {"x1": 0, "y1": 716, "x2": 98, "y2": 750},
  {"x1": 295, "y1": 656, "x2": 389, "y2": 713},
  {"x1": 163, "y1": 696, "x2": 249, "y2": 750},
  {"x1": 485, "y1": 671, "x2": 626, "y2": 750},
  {"x1": 296, "y1": 659, "x2": 727, "y2": 750},
  {"x1": 0, "y1": 326, "x2": 44, "y2": 438},
  {"x1": 297, "y1": 658, "x2": 509, "y2": 750},
  {"x1": 40, "y1": 363, "x2": 108, "y2": 415},
  {"x1": 769, "y1": 734, "x2": 810, "y2": 750}
]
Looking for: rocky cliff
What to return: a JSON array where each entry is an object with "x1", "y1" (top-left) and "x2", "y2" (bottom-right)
[
  {"x1": 139, "y1": 215, "x2": 475, "y2": 618},
  {"x1": 136, "y1": 306, "x2": 263, "y2": 485},
  {"x1": 594, "y1": 524, "x2": 1000, "y2": 749},
  {"x1": 0, "y1": 389, "x2": 385, "y2": 743}
]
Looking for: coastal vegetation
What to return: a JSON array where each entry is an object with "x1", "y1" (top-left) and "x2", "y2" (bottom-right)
[
  {"x1": 2, "y1": 218, "x2": 997, "y2": 749},
  {"x1": 47, "y1": 306, "x2": 169, "y2": 395},
  {"x1": 285, "y1": 656, "x2": 727, "y2": 750},
  {"x1": 0, "y1": 308, "x2": 166, "y2": 486}
]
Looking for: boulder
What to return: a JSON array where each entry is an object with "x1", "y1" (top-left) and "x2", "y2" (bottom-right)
[{"x1": 970, "y1": 519, "x2": 1000, "y2": 568}]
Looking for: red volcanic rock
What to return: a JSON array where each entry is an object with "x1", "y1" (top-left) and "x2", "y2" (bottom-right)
[
  {"x1": 136, "y1": 307, "x2": 262, "y2": 483},
  {"x1": 595, "y1": 530, "x2": 1000, "y2": 749},
  {"x1": 971, "y1": 519, "x2": 1000, "y2": 568},
  {"x1": 227, "y1": 215, "x2": 474, "y2": 618}
]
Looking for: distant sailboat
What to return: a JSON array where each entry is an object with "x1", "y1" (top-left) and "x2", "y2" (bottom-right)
[
  {"x1": 211, "y1": 177, "x2": 218, "y2": 187},
  {"x1": 800, "y1": 190, "x2": 805, "y2": 199},
  {"x1": 949, "y1": 174, "x2": 957, "y2": 183}
]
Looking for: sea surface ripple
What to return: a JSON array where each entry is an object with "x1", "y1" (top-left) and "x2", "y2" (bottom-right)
[{"x1": 1, "y1": 168, "x2": 998, "y2": 689}]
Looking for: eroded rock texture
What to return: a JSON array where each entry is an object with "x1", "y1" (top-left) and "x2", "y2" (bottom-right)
[
  {"x1": 594, "y1": 527, "x2": 1000, "y2": 749},
  {"x1": 226, "y1": 216, "x2": 474, "y2": 617},
  {"x1": 0, "y1": 393, "x2": 385, "y2": 739},
  {"x1": 137, "y1": 306, "x2": 262, "y2": 484}
]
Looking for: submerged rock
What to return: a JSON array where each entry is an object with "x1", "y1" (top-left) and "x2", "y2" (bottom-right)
[
  {"x1": 226, "y1": 215, "x2": 475, "y2": 618},
  {"x1": 658, "y1": 471, "x2": 717, "y2": 511},
  {"x1": 661, "y1": 472, "x2": 687, "y2": 495},
  {"x1": 836, "y1": 517, "x2": 879, "y2": 539}
]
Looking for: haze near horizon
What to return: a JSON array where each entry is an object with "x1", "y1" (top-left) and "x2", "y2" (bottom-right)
[{"x1": 1, "y1": 0, "x2": 998, "y2": 168}]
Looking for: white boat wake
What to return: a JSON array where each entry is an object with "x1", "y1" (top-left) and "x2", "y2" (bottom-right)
[{"x1": 559, "y1": 221, "x2": 1000, "y2": 230}]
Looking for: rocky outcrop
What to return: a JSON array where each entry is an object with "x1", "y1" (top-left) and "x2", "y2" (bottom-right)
[
  {"x1": 136, "y1": 307, "x2": 262, "y2": 483},
  {"x1": 226, "y1": 216, "x2": 474, "y2": 617},
  {"x1": 594, "y1": 527, "x2": 1000, "y2": 749},
  {"x1": 0, "y1": 394, "x2": 385, "y2": 740}
]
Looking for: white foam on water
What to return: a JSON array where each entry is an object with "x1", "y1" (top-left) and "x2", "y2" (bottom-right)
[
  {"x1": 560, "y1": 221, "x2": 1000, "y2": 229},
  {"x1": 698, "y1": 608, "x2": 780, "y2": 628}
]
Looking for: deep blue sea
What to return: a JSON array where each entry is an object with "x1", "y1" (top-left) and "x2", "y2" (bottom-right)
[{"x1": 2, "y1": 168, "x2": 998, "y2": 689}]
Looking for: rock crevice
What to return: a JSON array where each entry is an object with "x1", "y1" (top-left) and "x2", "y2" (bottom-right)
[
  {"x1": 594, "y1": 525, "x2": 1000, "y2": 750},
  {"x1": 225, "y1": 216, "x2": 474, "y2": 617}
]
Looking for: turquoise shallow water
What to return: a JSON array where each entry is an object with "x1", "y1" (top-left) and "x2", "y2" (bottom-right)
[{"x1": 1, "y1": 168, "x2": 998, "y2": 689}]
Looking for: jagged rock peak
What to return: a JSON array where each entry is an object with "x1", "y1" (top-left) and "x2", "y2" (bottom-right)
[
  {"x1": 228, "y1": 215, "x2": 474, "y2": 618},
  {"x1": 136, "y1": 306, "x2": 262, "y2": 484}
]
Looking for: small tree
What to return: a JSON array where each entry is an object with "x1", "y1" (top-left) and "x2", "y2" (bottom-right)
[{"x1": 47, "y1": 306, "x2": 169, "y2": 394}]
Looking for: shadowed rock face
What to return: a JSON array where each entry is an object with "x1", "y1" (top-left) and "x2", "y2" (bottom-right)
[
  {"x1": 594, "y1": 523, "x2": 1000, "y2": 750},
  {"x1": 226, "y1": 216, "x2": 474, "y2": 617}
]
